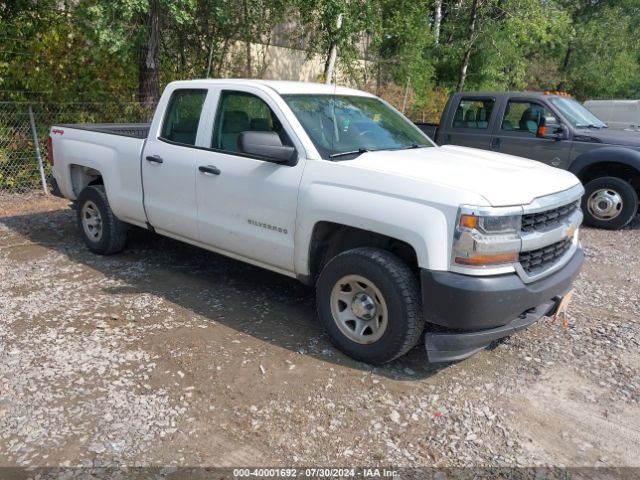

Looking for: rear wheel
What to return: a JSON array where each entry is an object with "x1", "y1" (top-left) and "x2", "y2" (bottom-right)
[
  {"x1": 582, "y1": 176, "x2": 638, "y2": 229},
  {"x1": 76, "y1": 185, "x2": 127, "y2": 254},
  {"x1": 316, "y1": 247, "x2": 424, "y2": 364}
]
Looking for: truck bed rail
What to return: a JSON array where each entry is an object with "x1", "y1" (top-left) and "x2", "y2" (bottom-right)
[{"x1": 56, "y1": 123, "x2": 151, "y2": 139}]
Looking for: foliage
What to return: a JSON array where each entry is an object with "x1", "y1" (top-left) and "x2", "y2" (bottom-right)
[
  {"x1": 294, "y1": 0, "x2": 379, "y2": 83},
  {"x1": 567, "y1": 3, "x2": 640, "y2": 99},
  {"x1": 0, "y1": 1, "x2": 136, "y2": 102},
  {"x1": 1, "y1": 0, "x2": 639, "y2": 114}
]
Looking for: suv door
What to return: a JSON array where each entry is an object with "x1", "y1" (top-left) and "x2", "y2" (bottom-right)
[
  {"x1": 192, "y1": 88, "x2": 304, "y2": 273},
  {"x1": 440, "y1": 96, "x2": 496, "y2": 149},
  {"x1": 490, "y1": 98, "x2": 571, "y2": 169},
  {"x1": 142, "y1": 88, "x2": 208, "y2": 240}
]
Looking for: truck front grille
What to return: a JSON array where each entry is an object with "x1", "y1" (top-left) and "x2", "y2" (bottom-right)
[
  {"x1": 521, "y1": 201, "x2": 579, "y2": 233},
  {"x1": 518, "y1": 238, "x2": 573, "y2": 274}
]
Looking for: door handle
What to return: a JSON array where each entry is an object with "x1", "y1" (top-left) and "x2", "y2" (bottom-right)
[
  {"x1": 146, "y1": 155, "x2": 163, "y2": 164},
  {"x1": 199, "y1": 165, "x2": 221, "y2": 175},
  {"x1": 490, "y1": 137, "x2": 500, "y2": 150}
]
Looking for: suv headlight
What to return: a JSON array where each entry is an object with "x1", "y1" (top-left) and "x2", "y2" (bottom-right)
[{"x1": 452, "y1": 206, "x2": 522, "y2": 269}]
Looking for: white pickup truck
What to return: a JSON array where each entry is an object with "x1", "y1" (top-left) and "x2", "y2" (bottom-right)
[{"x1": 48, "y1": 79, "x2": 584, "y2": 364}]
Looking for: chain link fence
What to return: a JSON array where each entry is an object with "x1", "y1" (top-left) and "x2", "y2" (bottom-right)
[{"x1": 0, "y1": 102, "x2": 155, "y2": 194}]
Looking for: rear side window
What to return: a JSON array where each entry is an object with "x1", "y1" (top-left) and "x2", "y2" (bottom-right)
[
  {"x1": 452, "y1": 98, "x2": 494, "y2": 129},
  {"x1": 160, "y1": 89, "x2": 207, "y2": 145},
  {"x1": 212, "y1": 91, "x2": 289, "y2": 154}
]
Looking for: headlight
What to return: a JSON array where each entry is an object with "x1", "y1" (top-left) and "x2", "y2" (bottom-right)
[
  {"x1": 459, "y1": 213, "x2": 521, "y2": 234},
  {"x1": 452, "y1": 207, "x2": 521, "y2": 269}
]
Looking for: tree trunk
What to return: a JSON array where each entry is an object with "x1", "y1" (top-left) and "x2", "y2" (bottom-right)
[
  {"x1": 445, "y1": 0, "x2": 463, "y2": 45},
  {"x1": 257, "y1": 35, "x2": 272, "y2": 78},
  {"x1": 138, "y1": 0, "x2": 160, "y2": 106},
  {"x1": 246, "y1": 40, "x2": 252, "y2": 78},
  {"x1": 324, "y1": 13, "x2": 343, "y2": 84},
  {"x1": 216, "y1": 37, "x2": 231, "y2": 77},
  {"x1": 324, "y1": 44, "x2": 338, "y2": 84},
  {"x1": 243, "y1": 0, "x2": 252, "y2": 78},
  {"x1": 206, "y1": 38, "x2": 215, "y2": 78},
  {"x1": 456, "y1": 0, "x2": 479, "y2": 92},
  {"x1": 215, "y1": 26, "x2": 240, "y2": 77},
  {"x1": 434, "y1": 0, "x2": 442, "y2": 46},
  {"x1": 556, "y1": 44, "x2": 573, "y2": 91}
]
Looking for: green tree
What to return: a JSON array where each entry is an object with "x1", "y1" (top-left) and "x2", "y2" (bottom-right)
[
  {"x1": 371, "y1": 0, "x2": 436, "y2": 112},
  {"x1": 0, "y1": 0, "x2": 136, "y2": 102},
  {"x1": 82, "y1": 0, "x2": 196, "y2": 105},
  {"x1": 565, "y1": 1, "x2": 640, "y2": 99},
  {"x1": 294, "y1": 0, "x2": 376, "y2": 83}
]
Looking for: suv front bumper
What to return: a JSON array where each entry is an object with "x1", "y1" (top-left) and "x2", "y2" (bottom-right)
[{"x1": 421, "y1": 248, "x2": 584, "y2": 362}]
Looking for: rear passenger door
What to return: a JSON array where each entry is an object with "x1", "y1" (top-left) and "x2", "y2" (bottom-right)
[
  {"x1": 192, "y1": 88, "x2": 304, "y2": 273},
  {"x1": 440, "y1": 96, "x2": 495, "y2": 150},
  {"x1": 142, "y1": 88, "x2": 208, "y2": 241},
  {"x1": 490, "y1": 98, "x2": 571, "y2": 168}
]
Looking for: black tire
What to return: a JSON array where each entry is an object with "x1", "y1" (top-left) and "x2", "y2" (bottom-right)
[
  {"x1": 76, "y1": 185, "x2": 127, "y2": 254},
  {"x1": 316, "y1": 247, "x2": 424, "y2": 364},
  {"x1": 582, "y1": 176, "x2": 638, "y2": 230}
]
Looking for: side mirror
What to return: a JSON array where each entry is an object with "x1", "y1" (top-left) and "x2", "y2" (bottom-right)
[
  {"x1": 537, "y1": 116, "x2": 565, "y2": 140},
  {"x1": 238, "y1": 131, "x2": 296, "y2": 163}
]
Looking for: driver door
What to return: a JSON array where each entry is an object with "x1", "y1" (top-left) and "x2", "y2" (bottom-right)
[
  {"x1": 193, "y1": 89, "x2": 304, "y2": 273},
  {"x1": 490, "y1": 98, "x2": 571, "y2": 169}
]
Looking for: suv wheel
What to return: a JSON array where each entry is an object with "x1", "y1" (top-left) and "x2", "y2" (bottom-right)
[
  {"x1": 76, "y1": 185, "x2": 127, "y2": 254},
  {"x1": 582, "y1": 176, "x2": 638, "y2": 230},
  {"x1": 316, "y1": 247, "x2": 424, "y2": 364}
]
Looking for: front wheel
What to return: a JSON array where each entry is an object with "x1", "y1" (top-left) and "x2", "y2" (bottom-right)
[
  {"x1": 582, "y1": 176, "x2": 638, "y2": 230},
  {"x1": 76, "y1": 185, "x2": 127, "y2": 254},
  {"x1": 316, "y1": 247, "x2": 424, "y2": 364}
]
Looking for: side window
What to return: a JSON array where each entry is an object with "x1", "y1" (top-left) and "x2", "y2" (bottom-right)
[
  {"x1": 452, "y1": 98, "x2": 494, "y2": 129},
  {"x1": 501, "y1": 100, "x2": 558, "y2": 134},
  {"x1": 213, "y1": 91, "x2": 290, "y2": 153},
  {"x1": 160, "y1": 89, "x2": 207, "y2": 145}
]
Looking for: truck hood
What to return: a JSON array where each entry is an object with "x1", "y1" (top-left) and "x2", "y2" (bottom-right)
[
  {"x1": 575, "y1": 127, "x2": 640, "y2": 148},
  {"x1": 344, "y1": 145, "x2": 581, "y2": 207}
]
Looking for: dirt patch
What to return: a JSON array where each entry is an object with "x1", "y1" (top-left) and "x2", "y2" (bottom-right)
[
  {"x1": 503, "y1": 367, "x2": 640, "y2": 467},
  {"x1": 0, "y1": 193, "x2": 639, "y2": 469}
]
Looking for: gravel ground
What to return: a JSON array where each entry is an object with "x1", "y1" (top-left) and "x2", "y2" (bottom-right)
[{"x1": 0, "y1": 193, "x2": 639, "y2": 472}]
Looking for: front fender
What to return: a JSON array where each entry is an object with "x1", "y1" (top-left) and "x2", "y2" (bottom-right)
[
  {"x1": 294, "y1": 183, "x2": 452, "y2": 275},
  {"x1": 569, "y1": 146, "x2": 640, "y2": 177}
]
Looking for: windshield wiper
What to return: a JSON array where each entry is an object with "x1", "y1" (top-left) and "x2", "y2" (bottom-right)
[
  {"x1": 329, "y1": 148, "x2": 370, "y2": 159},
  {"x1": 394, "y1": 144, "x2": 430, "y2": 150},
  {"x1": 576, "y1": 124, "x2": 604, "y2": 129},
  {"x1": 329, "y1": 144, "x2": 428, "y2": 159}
]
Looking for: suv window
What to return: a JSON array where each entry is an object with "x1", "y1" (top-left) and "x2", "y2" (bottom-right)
[
  {"x1": 213, "y1": 91, "x2": 289, "y2": 153},
  {"x1": 452, "y1": 98, "x2": 494, "y2": 129},
  {"x1": 160, "y1": 89, "x2": 207, "y2": 145},
  {"x1": 501, "y1": 100, "x2": 558, "y2": 134}
]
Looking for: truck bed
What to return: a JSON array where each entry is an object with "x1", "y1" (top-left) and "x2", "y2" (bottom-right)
[{"x1": 57, "y1": 123, "x2": 150, "y2": 139}]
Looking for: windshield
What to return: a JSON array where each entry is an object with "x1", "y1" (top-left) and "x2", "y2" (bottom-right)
[
  {"x1": 548, "y1": 97, "x2": 607, "y2": 128},
  {"x1": 282, "y1": 94, "x2": 432, "y2": 159}
]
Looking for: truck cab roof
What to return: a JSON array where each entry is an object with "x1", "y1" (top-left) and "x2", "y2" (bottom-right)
[
  {"x1": 167, "y1": 79, "x2": 374, "y2": 97},
  {"x1": 452, "y1": 91, "x2": 568, "y2": 99}
]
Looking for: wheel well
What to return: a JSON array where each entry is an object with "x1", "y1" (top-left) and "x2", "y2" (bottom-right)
[
  {"x1": 70, "y1": 164, "x2": 103, "y2": 197},
  {"x1": 577, "y1": 162, "x2": 640, "y2": 194},
  {"x1": 308, "y1": 222, "x2": 419, "y2": 283}
]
